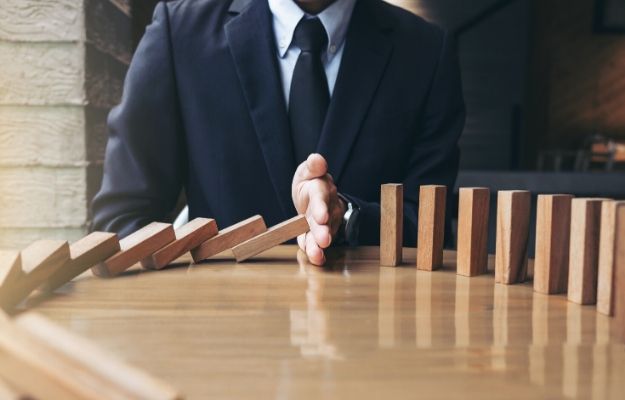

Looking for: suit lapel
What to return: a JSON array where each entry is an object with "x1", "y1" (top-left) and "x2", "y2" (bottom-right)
[
  {"x1": 317, "y1": 0, "x2": 394, "y2": 182},
  {"x1": 225, "y1": 0, "x2": 297, "y2": 218}
]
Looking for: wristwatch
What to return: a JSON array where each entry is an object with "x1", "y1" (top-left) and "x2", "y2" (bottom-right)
[{"x1": 337, "y1": 193, "x2": 360, "y2": 246}]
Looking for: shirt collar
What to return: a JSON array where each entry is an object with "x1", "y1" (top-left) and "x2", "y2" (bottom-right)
[{"x1": 268, "y1": 0, "x2": 357, "y2": 58}]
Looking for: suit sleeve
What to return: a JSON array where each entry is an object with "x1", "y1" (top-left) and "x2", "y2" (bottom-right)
[
  {"x1": 90, "y1": 2, "x2": 186, "y2": 238},
  {"x1": 345, "y1": 30, "x2": 465, "y2": 246}
]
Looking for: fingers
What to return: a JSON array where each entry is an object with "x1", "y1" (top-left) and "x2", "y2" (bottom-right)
[
  {"x1": 305, "y1": 231, "x2": 325, "y2": 265},
  {"x1": 293, "y1": 153, "x2": 328, "y2": 186}
]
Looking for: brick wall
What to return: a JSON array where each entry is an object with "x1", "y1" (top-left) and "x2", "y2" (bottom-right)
[{"x1": 0, "y1": 0, "x2": 131, "y2": 249}]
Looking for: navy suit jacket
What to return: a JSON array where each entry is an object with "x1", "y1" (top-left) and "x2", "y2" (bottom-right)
[{"x1": 91, "y1": 0, "x2": 465, "y2": 246}]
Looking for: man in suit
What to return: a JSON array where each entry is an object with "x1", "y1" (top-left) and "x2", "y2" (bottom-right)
[{"x1": 91, "y1": 0, "x2": 465, "y2": 265}]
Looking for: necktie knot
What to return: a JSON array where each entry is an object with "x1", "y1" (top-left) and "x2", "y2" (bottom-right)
[{"x1": 292, "y1": 17, "x2": 328, "y2": 54}]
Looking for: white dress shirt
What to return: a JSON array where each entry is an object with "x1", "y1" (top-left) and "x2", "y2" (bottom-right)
[{"x1": 267, "y1": 0, "x2": 357, "y2": 107}]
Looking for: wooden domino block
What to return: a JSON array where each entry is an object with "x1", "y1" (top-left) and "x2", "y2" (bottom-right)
[
  {"x1": 142, "y1": 218, "x2": 218, "y2": 270},
  {"x1": 92, "y1": 222, "x2": 175, "y2": 277},
  {"x1": 416, "y1": 185, "x2": 446, "y2": 271},
  {"x1": 232, "y1": 215, "x2": 309, "y2": 262},
  {"x1": 533, "y1": 194, "x2": 573, "y2": 294},
  {"x1": 597, "y1": 201, "x2": 622, "y2": 315},
  {"x1": 614, "y1": 203, "x2": 625, "y2": 341},
  {"x1": 0, "y1": 312, "x2": 181, "y2": 400},
  {"x1": 567, "y1": 198, "x2": 604, "y2": 305},
  {"x1": 380, "y1": 184, "x2": 403, "y2": 267},
  {"x1": 495, "y1": 190, "x2": 531, "y2": 284},
  {"x1": 0, "y1": 251, "x2": 21, "y2": 291},
  {"x1": 191, "y1": 215, "x2": 267, "y2": 262},
  {"x1": 0, "y1": 240, "x2": 70, "y2": 311},
  {"x1": 41, "y1": 232, "x2": 120, "y2": 292},
  {"x1": 457, "y1": 187, "x2": 490, "y2": 277}
]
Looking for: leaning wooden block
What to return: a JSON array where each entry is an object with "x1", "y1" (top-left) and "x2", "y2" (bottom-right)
[
  {"x1": 0, "y1": 240, "x2": 69, "y2": 311},
  {"x1": 597, "y1": 201, "x2": 625, "y2": 315},
  {"x1": 495, "y1": 190, "x2": 531, "y2": 284},
  {"x1": 92, "y1": 222, "x2": 175, "y2": 277},
  {"x1": 42, "y1": 232, "x2": 120, "y2": 292},
  {"x1": 416, "y1": 185, "x2": 446, "y2": 271},
  {"x1": 380, "y1": 184, "x2": 403, "y2": 267},
  {"x1": 0, "y1": 312, "x2": 181, "y2": 400},
  {"x1": 142, "y1": 218, "x2": 218, "y2": 270},
  {"x1": 232, "y1": 215, "x2": 309, "y2": 262},
  {"x1": 0, "y1": 251, "x2": 21, "y2": 291},
  {"x1": 533, "y1": 194, "x2": 573, "y2": 294},
  {"x1": 567, "y1": 198, "x2": 604, "y2": 305},
  {"x1": 613, "y1": 203, "x2": 625, "y2": 341},
  {"x1": 191, "y1": 215, "x2": 267, "y2": 262},
  {"x1": 457, "y1": 187, "x2": 490, "y2": 277}
]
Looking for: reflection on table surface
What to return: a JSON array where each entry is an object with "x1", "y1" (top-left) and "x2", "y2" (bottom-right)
[{"x1": 33, "y1": 245, "x2": 624, "y2": 399}]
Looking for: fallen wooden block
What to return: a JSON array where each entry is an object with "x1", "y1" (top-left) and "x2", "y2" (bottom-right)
[
  {"x1": 568, "y1": 198, "x2": 604, "y2": 305},
  {"x1": 191, "y1": 215, "x2": 267, "y2": 262},
  {"x1": 0, "y1": 240, "x2": 70, "y2": 311},
  {"x1": 597, "y1": 201, "x2": 623, "y2": 315},
  {"x1": 533, "y1": 194, "x2": 573, "y2": 294},
  {"x1": 457, "y1": 187, "x2": 490, "y2": 277},
  {"x1": 142, "y1": 218, "x2": 218, "y2": 270},
  {"x1": 0, "y1": 311, "x2": 181, "y2": 400},
  {"x1": 416, "y1": 185, "x2": 446, "y2": 271},
  {"x1": 613, "y1": 203, "x2": 625, "y2": 341},
  {"x1": 495, "y1": 190, "x2": 531, "y2": 284},
  {"x1": 380, "y1": 183, "x2": 403, "y2": 267},
  {"x1": 0, "y1": 379, "x2": 19, "y2": 400},
  {"x1": 41, "y1": 232, "x2": 120, "y2": 293},
  {"x1": 0, "y1": 251, "x2": 21, "y2": 291},
  {"x1": 232, "y1": 215, "x2": 309, "y2": 262},
  {"x1": 92, "y1": 222, "x2": 175, "y2": 277}
]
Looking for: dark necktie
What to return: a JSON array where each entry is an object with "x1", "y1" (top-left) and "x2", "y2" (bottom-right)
[{"x1": 288, "y1": 17, "x2": 330, "y2": 164}]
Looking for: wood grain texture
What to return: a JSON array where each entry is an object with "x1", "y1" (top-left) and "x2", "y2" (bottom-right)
[
  {"x1": 232, "y1": 215, "x2": 309, "y2": 262},
  {"x1": 614, "y1": 204, "x2": 625, "y2": 342},
  {"x1": 380, "y1": 184, "x2": 403, "y2": 267},
  {"x1": 0, "y1": 0, "x2": 83, "y2": 42},
  {"x1": 0, "y1": 312, "x2": 181, "y2": 400},
  {"x1": 495, "y1": 190, "x2": 531, "y2": 284},
  {"x1": 0, "y1": 42, "x2": 84, "y2": 106},
  {"x1": 533, "y1": 195, "x2": 573, "y2": 294},
  {"x1": 92, "y1": 223, "x2": 175, "y2": 277},
  {"x1": 456, "y1": 187, "x2": 490, "y2": 276},
  {"x1": 416, "y1": 185, "x2": 446, "y2": 271},
  {"x1": 0, "y1": 106, "x2": 85, "y2": 167},
  {"x1": 191, "y1": 215, "x2": 267, "y2": 262},
  {"x1": 0, "y1": 240, "x2": 69, "y2": 311},
  {"x1": 142, "y1": 218, "x2": 218, "y2": 270},
  {"x1": 15, "y1": 313, "x2": 182, "y2": 400},
  {"x1": 42, "y1": 232, "x2": 120, "y2": 292},
  {"x1": 0, "y1": 251, "x2": 21, "y2": 290},
  {"x1": 567, "y1": 198, "x2": 604, "y2": 305},
  {"x1": 0, "y1": 167, "x2": 86, "y2": 228},
  {"x1": 597, "y1": 201, "x2": 623, "y2": 315}
]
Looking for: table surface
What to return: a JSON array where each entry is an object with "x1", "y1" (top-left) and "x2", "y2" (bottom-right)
[{"x1": 31, "y1": 245, "x2": 624, "y2": 400}]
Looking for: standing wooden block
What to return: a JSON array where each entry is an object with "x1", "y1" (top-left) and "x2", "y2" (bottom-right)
[
  {"x1": 380, "y1": 184, "x2": 403, "y2": 267},
  {"x1": 191, "y1": 215, "x2": 267, "y2": 262},
  {"x1": 456, "y1": 187, "x2": 490, "y2": 277},
  {"x1": 42, "y1": 232, "x2": 120, "y2": 292},
  {"x1": 232, "y1": 215, "x2": 309, "y2": 262},
  {"x1": 613, "y1": 203, "x2": 625, "y2": 341},
  {"x1": 416, "y1": 185, "x2": 446, "y2": 271},
  {"x1": 142, "y1": 218, "x2": 218, "y2": 270},
  {"x1": 533, "y1": 194, "x2": 573, "y2": 294},
  {"x1": 597, "y1": 201, "x2": 622, "y2": 315},
  {"x1": 92, "y1": 222, "x2": 175, "y2": 277},
  {"x1": 495, "y1": 190, "x2": 531, "y2": 284},
  {"x1": 567, "y1": 198, "x2": 604, "y2": 305},
  {"x1": 0, "y1": 241, "x2": 69, "y2": 311}
]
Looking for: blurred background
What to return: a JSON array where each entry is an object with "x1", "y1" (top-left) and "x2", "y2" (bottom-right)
[{"x1": 1, "y1": 0, "x2": 624, "y2": 250}]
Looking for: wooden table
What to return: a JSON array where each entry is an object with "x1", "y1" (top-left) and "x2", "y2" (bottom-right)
[{"x1": 32, "y1": 245, "x2": 624, "y2": 399}]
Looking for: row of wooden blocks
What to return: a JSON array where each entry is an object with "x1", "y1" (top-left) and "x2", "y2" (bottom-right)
[
  {"x1": 380, "y1": 184, "x2": 625, "y2": 340},
  {"x1": 0, "y1": 215, "x2": 310, "y2": 312}
]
